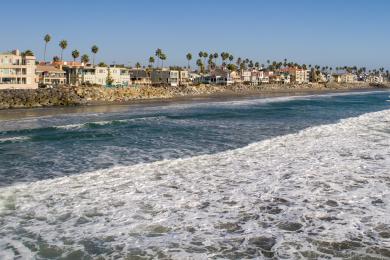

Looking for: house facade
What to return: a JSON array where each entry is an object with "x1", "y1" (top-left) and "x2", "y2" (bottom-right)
[
  {"x1": 0, "y1": 49, "x2": 37, "y2": 89},
  {"x1": 81, "y1": 66, "x2": 131, "y2": 86},
  {"x1": 36, "y1": 65, "x2": 66, "y2": 87},
  {"x1": 151, "y1": 69, "x2": 179, "y2": 86}
]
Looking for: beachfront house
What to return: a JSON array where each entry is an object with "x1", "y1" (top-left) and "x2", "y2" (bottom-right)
[
  {"x1": 0, "y1": 49, "x2": 37, "y2": 89},
  {"x1": 209, "y1": 68, "x2": 234, "y2": 85},
  {"x1": 53, "y1": 61, "x2": 85, "y2": 86},
  {"x1": 80, "y1": 66, "x2": 131, "y2": 87},
  {"x1": 151, "y1": 69, "x2": 179, "y2": 86},
  {"x1": 130, "y1": 69, "x2": 151, "y2": 85},
  {"x1": 332, "y1": 73, "x2": 357, "y2": 83},
  {"x1": 285, "y1": 68, "x2": 310, "y2": 84},
  {"x1": 36, "y1": 64, "x2": 66, "y2": 87}
]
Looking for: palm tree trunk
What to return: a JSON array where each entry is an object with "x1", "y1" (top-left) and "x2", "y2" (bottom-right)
[
  {"x1": 44, "y1": 43, "x2": 47, "y2": 62},
  {"x1": 61, "y1": 50, "x2": 63, "y2": 61}
]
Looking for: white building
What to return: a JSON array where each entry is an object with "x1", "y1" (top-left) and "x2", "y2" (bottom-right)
[
  {"x1": 0, "y1": 49, "x2": 37, "y2": 89},
  {"x1": 82, "y1": 66, "x2": 131, "y2": 86}
]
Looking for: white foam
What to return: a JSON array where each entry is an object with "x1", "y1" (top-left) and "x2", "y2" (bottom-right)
[
  {"x1": 0, "y1": 136, "x2": 30, "y2": 143},
  {"x1": 0, "y1": 109, "x2": 389, "y2": 258}
]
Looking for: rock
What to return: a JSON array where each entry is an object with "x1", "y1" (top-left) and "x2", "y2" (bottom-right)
[
  {"x1": 277, "y1": 221, "x2": 303, "y2": 231},
  {"x1": 248, "y1": 236, "x2": 276, "y2": 251}
]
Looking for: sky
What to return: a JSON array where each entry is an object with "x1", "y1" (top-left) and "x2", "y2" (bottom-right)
[{"x1": 1, "y1": 0, "x2": 389, "y2": 69}]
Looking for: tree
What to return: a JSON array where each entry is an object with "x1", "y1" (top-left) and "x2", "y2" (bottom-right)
[
  {"x1": 236, "y1": 57, "x2": 242, "y2": 66},
  {"x1": 91, "y1": 45, "x2": 99, "y2": 66},
  {"x1": 21, "y1": 50, "x2": 34, "y2": 56},
  {"x1": 52, "y1": 56, "x2": 60, "y2": 62},
  {"x1": 106, "y1": 69, "x2": 114, "y2": 86},
  {"x1": 255, "y1": 62, "x2": 260, "y2": 69},
  {"x1": 229, "y1": 55, "x2": 234, "y2": 63},
  {"x1": 196, "y1": 59, "x2": 204, "y2": 73},
  {"x1": 149, "y1": 56, "x2": 155, "y2": 68},
  {"x1": 71, "y1": 50, "x2": 80, "y2": 62},
  {"x1": 59, "y1": 40, "x2": 68, "y2": 61},
  {"x1": 160, "y1": 53, "x2": 167, "y2": 68},
  {"x1": 227, "y1": 63, "x2": 237, "y2": 72},
  {"x1": 155, "y1": 48, "x2": 163, "y2": 68},
  {"x1": 202, "y1": 52, "x2": 208, "y2": 67},
  {"x1": 98, "y1": 62, "x2": 107, "y2": 67},
  {"x1": 43, "y1": 34, "x2": 51, "y2": 62},
  {"x1": 81, "y1": 54, "x2": 90, "y2": 64},
  {"x1": 213, "y1": 53, "x2": 218, "y2": 65},
  {"x1": 186, "y1": 53, "x2": 192, "y2": 69}
]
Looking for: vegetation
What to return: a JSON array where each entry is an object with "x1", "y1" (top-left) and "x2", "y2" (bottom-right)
[
  {"x1": 81, "y1": 54, "x2": 90, "y2": 64},
  {"x1": 59, "y1": 40, "x2": 68, "y2": 61},
  {"x1": 21, "y1": 50, "x2": 34, "y2": 56},
  {"x1": 91, "y1": 45, "x2": 99, "y2": 66},
  {"x1": 71, "y1": 50, "x2": 80, "y2": 62},
  {"x1": 186, "y1": 53, "x2": 192, "y2": 68},
  {"x1": 43, "y1": 34, "x2": 51, "y2": 62}
]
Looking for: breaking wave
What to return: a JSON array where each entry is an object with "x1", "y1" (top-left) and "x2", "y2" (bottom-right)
[{"x1": 0, "y1": 109, "x2": 389, "y2": 259}]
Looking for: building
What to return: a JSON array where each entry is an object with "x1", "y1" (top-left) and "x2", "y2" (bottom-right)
[
  {"x1": 179, "y1": 70, "x2": 190, "y2": 85},
  {"x1": 130, "y1": 69, "x2": 151, "y2": 85},
  {"x1": 53, "y1": 61, "x2": 85, "y2": 86},
  {"x1": 0, "y1": 49, "x2": 37, "y2": 89},
  {"x1": 81, "y1": 66, "x2": 131, "y2": 86},
  {"x1": 209, "y1": 68, "x2": 234, "y2": 85},
  {"x1": 151, "y1": 69, "x2": 179, "y2": 86},
  {"x1": 36, "y1": 64, "x2": 66, "y2": 87},
  {"x1": 287, "y1": 68, "x2": 310, "y2": 83},
  {"x1": 365, "y1": 74, "x2": 384, "y2": 83},
  {"x1": 241, "y1": 70, "x2": 251, "y2": 83},
  {"x1": 332, "y1": 73, "x2": 357, "y2": 83}
]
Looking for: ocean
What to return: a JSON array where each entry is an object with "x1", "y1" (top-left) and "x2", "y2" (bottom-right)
[{"x1": 0, "y1": 90, "x2": 389, "y2": 259}]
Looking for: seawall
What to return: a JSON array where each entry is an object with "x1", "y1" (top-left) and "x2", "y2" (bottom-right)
[{"x1": 0, "y1": 82, "x2": 388, "y2": 109}]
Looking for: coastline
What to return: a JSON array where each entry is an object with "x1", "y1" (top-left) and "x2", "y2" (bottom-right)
[{"x1": 0, "y1": 85, "x2": 388, "y2": 121}]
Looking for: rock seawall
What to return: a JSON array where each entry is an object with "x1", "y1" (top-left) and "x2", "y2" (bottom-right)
[{"x1": 0, "y1": 82, "x2": 388, "y2": 109}]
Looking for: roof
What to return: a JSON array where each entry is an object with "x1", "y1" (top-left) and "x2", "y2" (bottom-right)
[
  {"x1": 130, "y1": 69, "x2": 148, "y2": 78},
  {"x1": 36, "y1": 65, "x2": 65, "y2": 73}
]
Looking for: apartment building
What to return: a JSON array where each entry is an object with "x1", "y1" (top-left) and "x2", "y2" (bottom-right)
[
  {"x1": 82, "y1": 66, "x2": 131, "y2": 86},
  {"x1": 333, "y1": 73, "x2": 357, "y2": 83},
  {"x1": 36, "y1": 65, "x2": 66, "y2": 87},
  {"x1": 0, "y1": 49, "x2": 37, "y2": 89}
]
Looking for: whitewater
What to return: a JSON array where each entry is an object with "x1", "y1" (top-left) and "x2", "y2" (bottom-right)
[{"x1": 0, "y1": 107, "x2": 389, "y2": 259}]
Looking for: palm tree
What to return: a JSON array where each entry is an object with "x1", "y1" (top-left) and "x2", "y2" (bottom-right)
[
  {"x1": 196, "y1": 59, "x2": 204, "y2": 73},
  {"x1": 71, "y1": 50, "x2": 80, "y2": 62},
  {"x1": 91, "y1": 45, "x2": 99, "y2": 66},
  {"x1": 229, "y1": 55, "x2": 234, "y2": 64},
  {"x1": 149, "y1": 56, "x2": 155, "y2": 68},
  {"x1": 236, "y1": 57, "x2": 242, "y2": 66},
  {"x1": 155, "y1": 48, "x2": 162, "y2": 67},
  {"x1": 160, "y1": 53, "x2": 167, "y2": 68},
  {"x1": 21, "y1": 50, "x2": 34, "y2": 56},
  {"x1": 186, "y1": 53, "x2": 192, "y2": 69},
  {"x1": 81, "y1": 54, "x2": 89, "y2": 64},
  {"x1": 43, "y1": 34, "x2": 51, "y2": 62},
  {"x1": 213, "y1": 53, "x2": 218, "y2": 65},
  {"x1": 202, "y1": 52, "x2": 208, "y2": 67},
  {"x1": 59, "y1": 40, "x2": 68, "y2": 61}
]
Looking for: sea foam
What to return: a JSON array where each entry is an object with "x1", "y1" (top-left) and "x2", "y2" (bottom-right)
[{"x1": 0, "y1": 109, "x2": 389, "y2": 259}]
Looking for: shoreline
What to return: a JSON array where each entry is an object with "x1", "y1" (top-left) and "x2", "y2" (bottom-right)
[{"x1": 0, "y1": 87, "x2": 388, "y2": 121}]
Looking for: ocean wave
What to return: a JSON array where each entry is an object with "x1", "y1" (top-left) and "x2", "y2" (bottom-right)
[
  {"x1": 53, "y1": 116, "x2": 167, "y2": 130},
  {"x1": 0, "y1": 136, "x2": 31, "y2": 143},
  {"x1": 0, "y1": 109, "x2": 389, "y2": 258}
]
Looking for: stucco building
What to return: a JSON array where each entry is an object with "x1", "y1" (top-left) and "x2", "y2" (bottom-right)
[{"x1": 0, "y1": 49, "x2": 37, "y2": 89}]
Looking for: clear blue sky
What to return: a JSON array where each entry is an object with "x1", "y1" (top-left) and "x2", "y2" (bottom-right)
[{"x1": 2, "y1": 0, "x2": 389, "y2": 69}]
